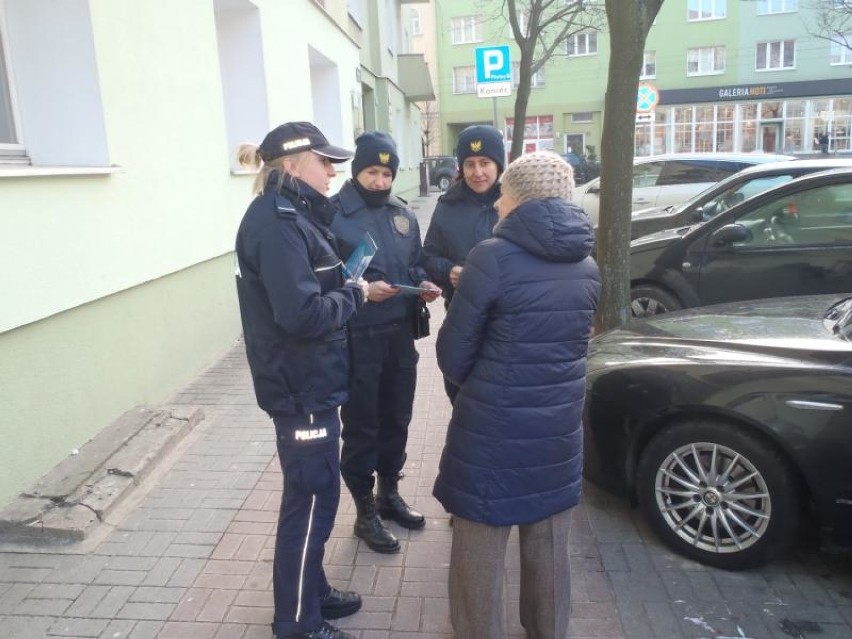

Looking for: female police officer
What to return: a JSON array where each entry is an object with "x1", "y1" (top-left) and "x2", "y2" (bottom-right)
[
  {"x1": 330, "y1": 131, "x2": 441, "y2": 553},
  {"x1": 235, "y1": 121, "x2": 368, "y2": 639}
]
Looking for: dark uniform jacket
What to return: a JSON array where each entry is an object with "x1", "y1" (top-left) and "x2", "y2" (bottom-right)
[
  {"x1": 422, "y1": 181, "x2": 499, "y2": 304},
  {"x1": 330, "y1": 180, "x2": 428, "y2": 328},
  {"x1": 433, "y1": 197, "x2": 601, "y2": 526},
  {"x1": 235, "y1": 179, "x2": 364, "y2": 418}
]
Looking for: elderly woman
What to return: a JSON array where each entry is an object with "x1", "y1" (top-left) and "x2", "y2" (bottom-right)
[{"x1": 433, "y1": 151, "x2": 601, "y2": 639}]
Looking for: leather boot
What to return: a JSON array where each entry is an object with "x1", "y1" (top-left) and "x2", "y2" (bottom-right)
[
  {"x1": 376, "y1": 475, "x2": 426, "y2": 529},
  {"x1": 353, "y1": 493, "x2": 400, "y2": 554}
]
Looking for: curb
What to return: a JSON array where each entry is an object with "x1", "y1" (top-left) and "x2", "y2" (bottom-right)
[{"x1": 0, "y1": 405, "x2": 204, "y2": 544}]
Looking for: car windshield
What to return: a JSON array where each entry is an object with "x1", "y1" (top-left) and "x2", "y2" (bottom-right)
[{"x1": 824, "y1": 296, "x2": 852, "y2": 341}]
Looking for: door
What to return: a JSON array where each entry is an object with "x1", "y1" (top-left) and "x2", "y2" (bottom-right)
[
  {"x1": 694, "y1": 182, "x2": 852, "y2": 306},
  {"x1": 761, "y1": 124, "x2": 781, "y2": 153}
]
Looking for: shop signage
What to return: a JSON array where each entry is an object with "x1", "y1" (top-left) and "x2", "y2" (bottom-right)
[{"x1": 659, "y1": 78, "x2": 852, "y2": 105}]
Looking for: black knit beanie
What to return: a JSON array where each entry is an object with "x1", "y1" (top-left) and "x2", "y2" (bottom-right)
[
  {"x1": 456, "y1": 125, "x2": 505, "y2": 172},
  {"x1": 351, "y1": 130, "x2": 399, "y2": 180}
]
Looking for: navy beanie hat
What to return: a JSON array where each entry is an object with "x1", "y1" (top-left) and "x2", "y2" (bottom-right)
[
  {"x1": 456, "y1": 125, "x2": 505, "y2": 172},
  {"x1": 351, "y1": 131, "x2": 399, "y2": 180}
]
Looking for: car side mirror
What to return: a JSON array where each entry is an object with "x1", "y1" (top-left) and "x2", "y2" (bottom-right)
[
  {"x1": 587, "y1": 183, "x2": 600, "y2": 195},
  {"x1": 693, "y1": 206, "x2": 706, "y2": 222},
  {"x1": 711, "y1": 223, "x2": 751, "y2": 247}
]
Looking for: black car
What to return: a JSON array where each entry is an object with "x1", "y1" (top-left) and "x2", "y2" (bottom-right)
[
  {"x1": 583, "y1": 294, "x2": 852, "y2": 569},
  {"x1": 630, "y1": 168, "x2": 852, "y2": 318},
  {"x1": 423, "y1": 155, "x2": 458, "y2": 191},
  {"x1": 630, "y1": 158, "x2": 852, "y2": 240}
]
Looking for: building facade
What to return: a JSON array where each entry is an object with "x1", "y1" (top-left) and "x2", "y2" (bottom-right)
[
  {"x1": 0, "y1": 0, "x2": 431, "y2": 507},
  {"x1": 435, "y1": 0, "x2": 852, "y2": 160}
]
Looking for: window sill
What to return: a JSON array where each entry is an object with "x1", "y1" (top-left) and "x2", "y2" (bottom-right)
[{"x1": 0, "y1": 165, "x2": 123, "y2": 178}]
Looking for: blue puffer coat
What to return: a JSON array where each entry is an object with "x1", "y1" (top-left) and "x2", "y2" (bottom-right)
[{"x1": 433, "y1": 197, "x2": 601, "y2": 526}]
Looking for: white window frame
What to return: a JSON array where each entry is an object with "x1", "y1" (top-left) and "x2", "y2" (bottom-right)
[
  {"x1": 756, "y1": 0, "x2": 798, "y2": 13},
  {"x1": 410, "y1": 8, "x2": 422, "y2": 36},
  {"x1": 512, "y1": 62, "x2": 545, "y2": 89},
  {"x1": 688, "y1": 0, "x2": 727, "y2": 21},
  {"x1": 0, "y1": 7, "x2": 25, "y2": 161},
  {"x1": 450, "y1": 15, "x2": 482, "y2": 45},
  {"x1": 755, "y1": 39, "x2": 796, "y2": 71},
  {"x1": 687, "y1": 46, "x2": 726, "y2": 76},
  {"x1": 566, "y1": 31, "x2": 598, "y2": 57},
  {"x1": 830, "y1": 37, "x2": 852, "y2": 65},
  {"x1": 452, "y1": 66, "x2": 476, "y2": 94},
  {"x1": 640, "y1": 51, "x2": 657, "y2": 79}
]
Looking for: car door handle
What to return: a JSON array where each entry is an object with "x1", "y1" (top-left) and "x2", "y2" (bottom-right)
[{"x1": 785, "y1": 399, "x2": 843, "y2": 411}]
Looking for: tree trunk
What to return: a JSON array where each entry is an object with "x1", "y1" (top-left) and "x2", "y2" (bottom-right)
[
  {"x1": 596, "y1": 0, "x2": 664, "y2": 332},
  {"x1": 510, "y1": 49, "x2": 534, "y2": 161}
]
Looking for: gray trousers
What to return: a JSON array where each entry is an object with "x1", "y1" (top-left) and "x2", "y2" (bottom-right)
[{"x1": 448, "y1": 509, "x2": 572, "y2": 639}]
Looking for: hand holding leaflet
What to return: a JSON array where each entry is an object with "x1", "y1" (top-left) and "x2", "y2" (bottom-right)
[{"x1": 343, "y1": 232, "x2": 378, "y2": 281}]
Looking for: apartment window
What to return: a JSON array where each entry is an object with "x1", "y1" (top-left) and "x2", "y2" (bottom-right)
[
  {"x1": 1, "y1": 0, "x2": 109, "y2": 166},
  {"x1": 452, "y1": 66, "x2": 476, "y2": 94},
  {"x1": 757, "y1": 0, "x2": 797, "y2": 13},
  {"x1": 756, "y1": 40, "x2": 795, "y2": 70},
  {"x1": 688, "y1": 0, "x2": 727, "y2": 20},
  {"x1": 511, "y1": 62, "x2": 545, "y2": 88},
  {"x1": 830, "y1": 38, "x2": 852, "y2": 65},
  {"x1": 411, "y1": 8, "x2": 422, "y2": 36},
  {"x1": 641, "y1": 51, "x2": 657, "y2": 79},
  {"x1": 687, "y1": 46, "x2": 726, "y2": 75},
  {"x1": 451, "y1": 15, "x2": 482, "y2": 45},
  {"x1": 572, "y1": 112, "x2": 593, "y2": 123},
  {"x1": 566, "y1": 31, "x2": 598, "y2": 56},
  {"x1": 347, "y1": 0, "x2": 364, "y2": 25}
]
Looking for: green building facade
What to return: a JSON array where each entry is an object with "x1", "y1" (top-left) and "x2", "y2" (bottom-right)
[{"x1": 435, "y1": 0, "x2": 852, "y2": 160}]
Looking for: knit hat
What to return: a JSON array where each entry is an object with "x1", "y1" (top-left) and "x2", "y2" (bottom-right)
[
  {"x1": 456, "y1": 125, "x2": 505, "y2": 172},
  {"x1": 500, "y1": 151, "x2": 575, "y2": 206},
  {"x1": 351, "y1": 130, "x2": 400, "y2": 180}
]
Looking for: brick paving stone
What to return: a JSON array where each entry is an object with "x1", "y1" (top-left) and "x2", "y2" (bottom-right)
[
  {"x1": 130, "y1": 586, "x2": 186, "y2": 604},
  {"x1": 127, "y1": 620, "x2": 165, "y2": 639},
  {"x1": 0, "y1": 614, "x2": 55, "y2": 639},
  {"x1": 98, "y1": 619, "x2": 136, "y2": 638},
  {"x1": 48, "y1": 616, "x2": 110, "y2": 637},
  {"x1": 157, "y1": 621, "x2": 219, "y2": 639}
]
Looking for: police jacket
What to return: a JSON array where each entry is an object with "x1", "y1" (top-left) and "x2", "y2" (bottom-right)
[
  {"x1": 235, "y1": 176, "x2": 364, "y2": 417},
  {"x1": 432, "y1": 197, "x2": 601, "y2": 526},
  {"x1": 330, "y1": 180, "x2": 428, "y2": 328},
  {"x1": 422, "y1": 181, "x2": 499, "y2": 304}
]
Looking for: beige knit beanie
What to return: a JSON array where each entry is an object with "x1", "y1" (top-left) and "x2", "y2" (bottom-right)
[{"x1": 500, "y1": 151, "x2": 574, "y2": 206}]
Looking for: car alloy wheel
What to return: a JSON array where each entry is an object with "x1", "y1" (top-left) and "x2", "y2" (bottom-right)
[
  {"x1": 637, "y1": 420, "x2": 800, "y2": 570},
  {"x1": 630, "y1": 284, "x2": 683, "y2": 318},
  {"x1": 438, "y1": 175, "x2": 451, "y2": 191}
]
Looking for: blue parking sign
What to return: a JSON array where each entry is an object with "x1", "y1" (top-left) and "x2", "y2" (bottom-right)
[{"x1": 475, "y1": 46, "x2": 511, "y2": 83}]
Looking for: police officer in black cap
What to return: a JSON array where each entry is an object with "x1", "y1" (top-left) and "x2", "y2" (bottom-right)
[
  {"x1": 235, "y1": 121, "x2": 368, "y2": 639},
  {"x1": 330, "y1": 131, "x2": 441, "y2": 553}
]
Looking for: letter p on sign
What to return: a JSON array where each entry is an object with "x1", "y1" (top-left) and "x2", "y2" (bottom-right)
[{"x1": 475, "y1": 45, "x2": 511, "y2": 84}]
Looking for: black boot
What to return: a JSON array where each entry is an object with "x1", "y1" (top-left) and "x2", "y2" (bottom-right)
[
  {"x1": 376, "y1": 475, "x2": 425, "y2": 529},
  {"x1": 319, "y1": 586, "x2": 362, "y2": 619},
  {"x1": 276, "y1": 621, "x2": 356, "y2": 638},
  {"x1": 353, "y1": 493, "x2": 400, "y2": 554}
]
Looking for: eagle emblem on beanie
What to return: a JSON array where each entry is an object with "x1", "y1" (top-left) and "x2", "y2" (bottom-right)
[
  {"x1": 379, "y1": 152, "x2": 391, "y2": 165},
  {"x1": 470, "y1": 140, "x2": 483, "y2": 153}
]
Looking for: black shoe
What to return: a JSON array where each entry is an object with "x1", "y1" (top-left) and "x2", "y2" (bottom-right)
[
  {"x1": 377, "y1": 476, "x2": 426, "y2": 529},
  {"x1": 276, "y1": 620, "x2": 356, "y2": 639},
  {"x1": 353, "y1": 493, "x2": 400, "y2": 553},
  {"x1": 320, "y1": 586, "x2": 362, "y2": 620}
]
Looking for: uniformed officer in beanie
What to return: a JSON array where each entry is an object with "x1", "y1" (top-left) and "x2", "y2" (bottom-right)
[
  {"x1": 235, "y1": 121, "x2": 369, "y2": 639},
  {"x1": 330, "y1": 131, "x2": 441, "y2": 553},
  {"x1": 422, "y1": 124, "x2": 505, "y2": 403}
]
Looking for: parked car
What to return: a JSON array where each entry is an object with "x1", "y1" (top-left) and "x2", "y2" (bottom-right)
[
  {"x1": 423, "y1": 155, "x2": 458, "y2": 191},
  {"x1": 583, "y1": 293, "x2": 852, "y2": 569},
  {"x1": 629, "y1": 158, "x2": 852, "y2": 239},
  {"x1": 573, "y1": 152, "x2": 793, "y2": 225},
  {"x1": 561, "y1": 151, "x2": 600, "y2": 186},
  {"x1": 630, "y1": 168, "x2": 852, "y2": 318}
]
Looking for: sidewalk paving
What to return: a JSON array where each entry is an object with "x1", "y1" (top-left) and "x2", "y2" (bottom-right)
[{"x1": 1, "y1": 192, "x2": 851, "y2": 639}]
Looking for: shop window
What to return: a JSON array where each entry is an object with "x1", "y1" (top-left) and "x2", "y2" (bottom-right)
[
  {"x1": 688, "y1": 0, "x2": 727, "y2": 21},
  {"x1": 451, "y1": 15, "x2": 482, "y2": 45},
  {"x1": 640, "y1": 51, "x2": 656, "y2": 79},
  {"x1": 756, "y1": 40, "x2": 795, "y2": 71},
  {"x1": 566, "y1": 31, "x2": 598, "y2": 56},
  {"x1": 757, "y1": 0, "x2": 797, "y2": 13},
  {"x1": 687, "y1": 46, "x2": 726, "y2": 76},
  {"x1": 452, "y1": 66, "x2": 476, "y2": 94}
]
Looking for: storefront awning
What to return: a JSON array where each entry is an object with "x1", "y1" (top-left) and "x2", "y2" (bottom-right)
[{"x1": 398, "y1": 54, "x2": 435, "y2": 102}]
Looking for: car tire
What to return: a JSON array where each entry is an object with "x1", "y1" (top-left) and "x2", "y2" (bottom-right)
[
  {"x1": 437, "y1": 175, "x2": 451, "y2": 191},
  {"x1": 630, "y1": 285, "x2": 683, "y2": 318},
  {"x1": 637, "y1": 419, "x2": 801, "y2": 570}
]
